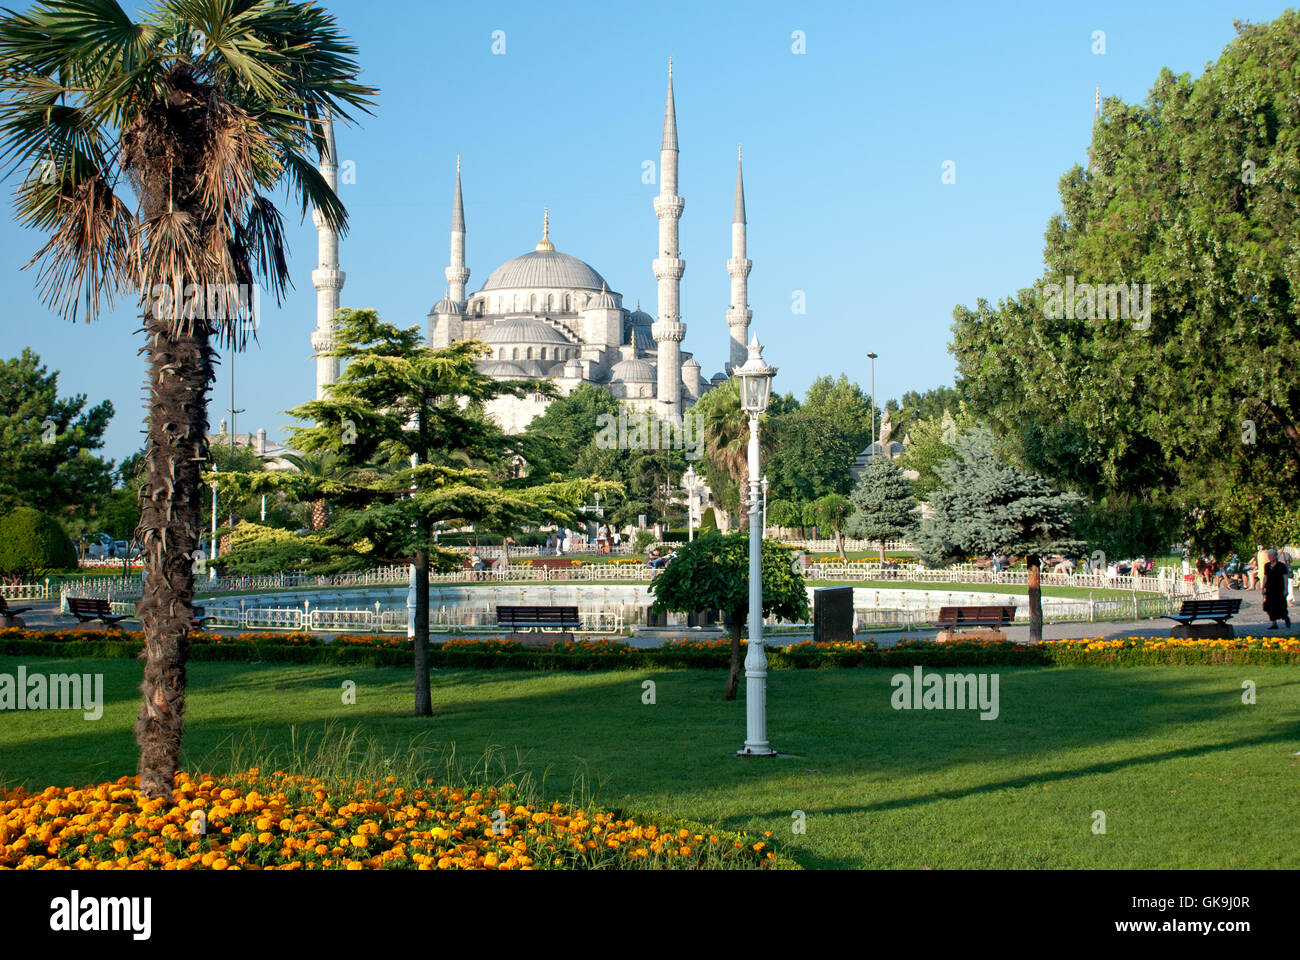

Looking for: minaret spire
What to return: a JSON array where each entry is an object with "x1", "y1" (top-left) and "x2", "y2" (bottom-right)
[
  {"x1": 310, "y1": 109, "x2": 345, "y2": 400},
  {"x1": 652, "y1": 58, "x2": 686, "y2": 422},
  {"x1": 446, "y1": 155, "x2": 469, "y2": 305},
  {"x1": 535, "y1": 206, "x2": 555, "y2": 252},
  {"x1": 726, "y1": 144, "x2": 752, "y2": 371}
]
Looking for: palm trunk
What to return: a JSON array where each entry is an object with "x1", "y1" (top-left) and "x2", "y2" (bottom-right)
[
  {"x1": 724, "y1": 614, "x2": 743, "y2": 700},
  {"x1": 135, "y1": 317, "x2": 213, "y2": 801},
  {"x1": 413, "y1": 547, "x2": 431, "y2": 716},
  {"x1": 1027, "y1": 552, "x2": 1043, "y2": 643}
]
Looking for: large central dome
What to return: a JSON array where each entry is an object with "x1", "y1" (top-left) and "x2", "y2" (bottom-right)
[{"x1": 480, "y1": 249, "x2": 610, "y2": 293}]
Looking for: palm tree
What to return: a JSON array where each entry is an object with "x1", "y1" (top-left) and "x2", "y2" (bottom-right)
[
  {"x1": 696, "y1": 378, "x2": 775, "y2": 527},
  {"x1": 281, "y1": 449, "x2": 342, "y2": 530},
  {"x1": 0, "y1": 0, "x2": 373, "y2": 800}
]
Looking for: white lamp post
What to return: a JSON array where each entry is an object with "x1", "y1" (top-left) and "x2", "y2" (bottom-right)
[
  {"x1": 209, "y1": 463, "x2": 218, "y2": 580},
  {"x1": 761, "y1": 474, "x2": 769, "y2": 538},
  {"x1": 734, "y1": 334, "x2": 776, "y2": 757},
  {"x1": 681, "y1": 465, "x2": 701, "y2": 542},
  {"x1": 407, "y1": 453, "x2": 418, "y2": 638}
]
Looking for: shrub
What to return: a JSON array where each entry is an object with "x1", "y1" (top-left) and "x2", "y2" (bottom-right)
[
  {"x1": 699, "y1": 507, "x2": 719, "y2": 534},
  {"x1": 0, "y1": 507, "x2": 77, "y2": 581}
]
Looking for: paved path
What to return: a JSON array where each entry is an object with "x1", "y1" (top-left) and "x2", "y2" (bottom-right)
[{"x1": 10, "y1": 586, "x2": 1295, "y2": 648}]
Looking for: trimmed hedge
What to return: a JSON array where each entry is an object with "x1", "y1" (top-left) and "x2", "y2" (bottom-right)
[{"x1": 2, "y1": 629, "x2": 1298, "y2": 668}]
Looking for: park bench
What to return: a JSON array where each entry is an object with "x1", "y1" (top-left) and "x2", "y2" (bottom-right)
[
  {"x1": 930, "y1": 605, "x2": 1016, "y2": 642},
  {"x1": 67, "y1": 596, "x2": 128, "y2": 627},
  {"x1": 1161, "y1": 598, "x2": 1242, "y2": 626},
  {"x1": 496, "y1": 605, "x2": 581, "y2": 647},
  {"x1": 931, "y1": 605, "x2": 1017, "y2": 630},
  {"x1": 0, "y1": 595, "x2": 33, "y2": 628}
]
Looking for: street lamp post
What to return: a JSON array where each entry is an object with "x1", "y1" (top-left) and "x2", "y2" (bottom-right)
[
  {"x1": 407, "y1": 453, "x2": 418, "y2": 638},
  {"x1": 681, "y1": 465, "x2": 701, "y2": 542},
  {"x1": 209, "y1": 464, "x2": 218, "y2": 580},
  {"x1": 867, "y1": 352, "x2": 878, "y2": 451},
  {"x1": 761, "y1": 474, "x2": 769, "y2": 538},
  {"x1": 734, "y1": 335, "x2": 776, "y2": 757}
]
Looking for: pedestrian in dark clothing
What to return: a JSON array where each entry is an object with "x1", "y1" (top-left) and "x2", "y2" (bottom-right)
[{"x1": 1261, "y1": 549, "x2": 1291, "y2": 629}]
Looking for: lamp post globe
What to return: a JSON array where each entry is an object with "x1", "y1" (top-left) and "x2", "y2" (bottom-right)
[{"x1": 733, "y1": 335, "x2": 776, "y2": 757}]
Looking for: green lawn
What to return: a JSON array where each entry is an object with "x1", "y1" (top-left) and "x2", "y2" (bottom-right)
[{"x1": 2, "y1": 656, "x2": 1295, "y2": 868}]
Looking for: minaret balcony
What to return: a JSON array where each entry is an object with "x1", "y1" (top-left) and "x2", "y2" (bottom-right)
[
  {"x1": 726, "y1": 257, "x2": 752, "y2": 277},
  {"x1": 653, "y1": 196, "x2": 685, "y2": 219},
  {"x1": 311, "y1": 267, "x2": 346, "y2": 289},
  {"x1": 652, "y1": 257, "x2": 685, "y2": 280},
  {"x1": 651, "y1": 320, "x2": 685, "y2": 342}
]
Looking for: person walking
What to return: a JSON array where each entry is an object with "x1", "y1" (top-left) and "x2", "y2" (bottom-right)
[{"x1": 1261, "y1": 548, "x2": 1291, "y2": 629}]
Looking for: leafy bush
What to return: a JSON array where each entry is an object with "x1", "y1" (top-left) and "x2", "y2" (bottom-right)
[
  {"x1": 632, "y1": 529, "x2": 654, "y2": 553},
  {"x1": 0, "y1": 507, "x2": 77, "y2": 581},
  {"x1": 699, "y1": 507, "x2": 718, "y2": 534}
]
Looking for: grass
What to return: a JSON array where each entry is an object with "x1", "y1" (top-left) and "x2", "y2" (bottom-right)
[{"x1": 2, "y1": 656, "x2": 1296, "y2": 868}]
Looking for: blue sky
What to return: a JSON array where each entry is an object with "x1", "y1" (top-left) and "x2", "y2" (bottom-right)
[{"x1": 0, "y1": 0, "x2": 1289, "y2": 463}]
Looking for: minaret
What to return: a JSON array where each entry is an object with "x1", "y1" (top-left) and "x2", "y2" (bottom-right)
[
  {"x1": 652, "y1": 57, "x2": 686, "y2": 423},
  {"x1": 446, "y1": 155, "x2": 470, "y2": 306},
  {"x1": 726, "y1": 144, "x2": 752, "y2": 372},
  {"x1": 310, "y1": 110, "x2": 345, "y2": 400}
]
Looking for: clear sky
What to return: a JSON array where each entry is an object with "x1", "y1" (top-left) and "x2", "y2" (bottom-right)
[{"x1": 0, "y1": 0, "x2": 1289, "y2": 463}]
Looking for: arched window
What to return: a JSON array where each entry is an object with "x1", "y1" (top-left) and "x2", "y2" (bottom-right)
[
  {"x1": 512, "y1": 347, "x2": 519, "y2": 361},
  {"x1": 547, "y1": 294, "x2": 554, "y2": 311},
  {"x1": 525, "y1": 347, "x2": 532, "y2": 360},
  {"x1": 564, "y1": 295, "x2": 571, "y2": 312},
  {"x1": 530, "y1": 294, "x2": 537, "y2": 312}
]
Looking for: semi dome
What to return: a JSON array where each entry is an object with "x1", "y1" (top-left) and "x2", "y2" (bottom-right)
[
  {"x1": 429, "y1": 296, "x2": 463, "y2": 316},
  {"x1": 610, "y1": 357, "x2": 656, "y2": 383},
  {"x1": 479, "y1": 318, "x2": 572, "y2": 345},
  {"x1": 477, "y1": 359, "x2": 528, "y2": 378},
  {"x1": 480, "y1": 250, "x2": 610, "y2": 293}
]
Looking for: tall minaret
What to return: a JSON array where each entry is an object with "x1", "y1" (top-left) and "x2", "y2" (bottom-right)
[
  {"x1": 310, "y1": 110, "x2": 345, "y2": 400},
  {"x1": 652, "y1": 58, "x2": 686, "y2": 423},
  {"x1": 445, "y1": 155, "x2": 470, "y2": 306},
  {"x1": 726, "y1": 144, "x2": 752, "y2": 372}
]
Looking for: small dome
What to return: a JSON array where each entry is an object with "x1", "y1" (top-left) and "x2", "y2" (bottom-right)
[
  {"x1": 682, "y1": 357, "x2": 700, "y2": 368},
  {"x1": 547, "y1": 360, "x2": 571, "y2": 376},
  {"x1": 430, "y1": 297, "x2": 463, "y2": 316},
  {"x1": 587, "y1": 283, "x2": 618, "y2": 311},
  {"x1": 477, "y1": 359, "x2": 528, "y2": 378},
  {"x1": 629, "y1": 326, "x2": 656, "y2": 351},
  {"x1": 480, "y1": 318, "x2": 571, "y2": 345},
  {"x1": 610, "y1": 357, "x2": 656, "y2": 383},
  {"x1": 710, "y1": 371, "x2": 728, "y2": 383},
  {"x1": 628, "y1": 300, "x2": 654, "y2": 325}
]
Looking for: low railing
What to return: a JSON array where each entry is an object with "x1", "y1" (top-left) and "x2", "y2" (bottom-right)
[{"x1": 0, "y1": 582, "x2": 54, "y2": 600}]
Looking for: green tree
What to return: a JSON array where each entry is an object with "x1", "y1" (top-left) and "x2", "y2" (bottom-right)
[
  {"x1": 806, "y1": 493, "x2": 853, "y2": 559},
  {"x1": 916, "y1": 428, "x2": 1085, "y2": 640},
  {"x1": 219, "y1": 309, "x2": 618, "y2": 715},
  {"x1": 0, "y1": 349, "x2": 114, "y2": 518},
  {"x1": 0, "y1": 506, "x2": 77, "y2": 581},
  {"x1": 895, "y1": 405, "x2": 977, "y2": 501},
  {"x1": 517, "y1": 384, "x2": 621, "y2": 479},
  {"x1": 846, "y1": 456, "x2": 918, "y2": 561},
  {"x1": 699, "y1": 506, "x2": 718, "y2": 534},
  {"x1": 766, "y1": 409, "x2": 861, "y2": 500},
  {"x1": 950, "y1": 13, "x2": 1300, "y2": 548},
  {"x1": 0, "y1": 0, "x2": 374, "y2": 800},
  {"x1": 803, "y1": 374, "x2": 873, "y2": 453},
  {"x1": 649, "y1": 532, "x2": 809, "y2": 700}
]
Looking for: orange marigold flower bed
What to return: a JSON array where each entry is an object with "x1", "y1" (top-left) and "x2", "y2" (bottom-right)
[{"x1": 0, "y1": 772, "x2": 781, "y2": 871}]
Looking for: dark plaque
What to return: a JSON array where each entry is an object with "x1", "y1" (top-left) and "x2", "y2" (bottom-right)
[{"x1": 813, "y1": 586, "x2": 854, "y2": 643}]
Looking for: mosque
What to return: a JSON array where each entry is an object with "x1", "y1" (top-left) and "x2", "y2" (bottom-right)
[{"x1": 308, "y1": 61, "x2": 754, "y2": 433}]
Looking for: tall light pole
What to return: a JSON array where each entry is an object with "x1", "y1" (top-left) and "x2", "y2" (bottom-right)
[
  {"x1": 209, "y1": 463, "x2": 218, "y2": 579},
  {"x1": 681, "y1": 465, "x2": 701, "y2": 542},
  {"x1": 761, "y1": 474, "x2": 769, "y2": 537},
  {"x1": 734, "y1": 335, "x2": 776, "y2": 757},
  {"x1": 867, "y1": 352, "x2": 878, "y2": 451},
  {"x1": 407, "y1": 453, "x2": 418, "y2": 638}
]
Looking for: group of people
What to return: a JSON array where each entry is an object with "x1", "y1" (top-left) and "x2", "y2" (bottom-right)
[
  {"x1": 544, "y1": 525, "x2": 623, "y2": 556},
  {"x1": 647, "y1": 546, "x2": 677, "y2": 570},
  {"x1": 1197, "y1": 545, "x2": 1293, "y2": 629}
]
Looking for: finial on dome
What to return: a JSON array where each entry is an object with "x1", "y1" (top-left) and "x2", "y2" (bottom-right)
[
  {"x1": 668, "y1": 56, "x2": 672, "y2": 78},
  {"x1": 535, "y1": 207, "x2": 555, "y2": 252},
  {"x1": 456, "y1": 153, "x2": 461, "y2": 173},
  {"x1": 738, "y1": 143, "x2": 742, "y2": 160}
]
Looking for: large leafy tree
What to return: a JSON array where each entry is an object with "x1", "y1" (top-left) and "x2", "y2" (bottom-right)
[
  {"x1": 895, "y1": 404, "x2": 978, "y2": 501},
  {"x1": 219, "y1": 309, "x2": 619, "y2": 715},
  {"x1": 0, "y1": 348, "x2": 114, "y2": 517},
  {"x1": 846, "y1": 456, "x2": 918, "y2": 561},
  {"x1": 950, "y1": 13, "x2": 1300, "y2": 549},
  {"x1": 517, "y1": 383, "x2": 621, "y2": 480},
  {"x1": 0, "y1": 0, "x2": 374, "y2": 799},
  {"x1": 649, "y1": 532, "x2": 808, "y2": 700}
]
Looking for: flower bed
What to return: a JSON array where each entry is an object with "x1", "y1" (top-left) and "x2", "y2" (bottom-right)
[
  {"x1": 0, "y1": 771, "x2": 784, "y2": 870},
  {"x1": 1, "y1": 628, "x2": 1296, "y2": 668}
]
